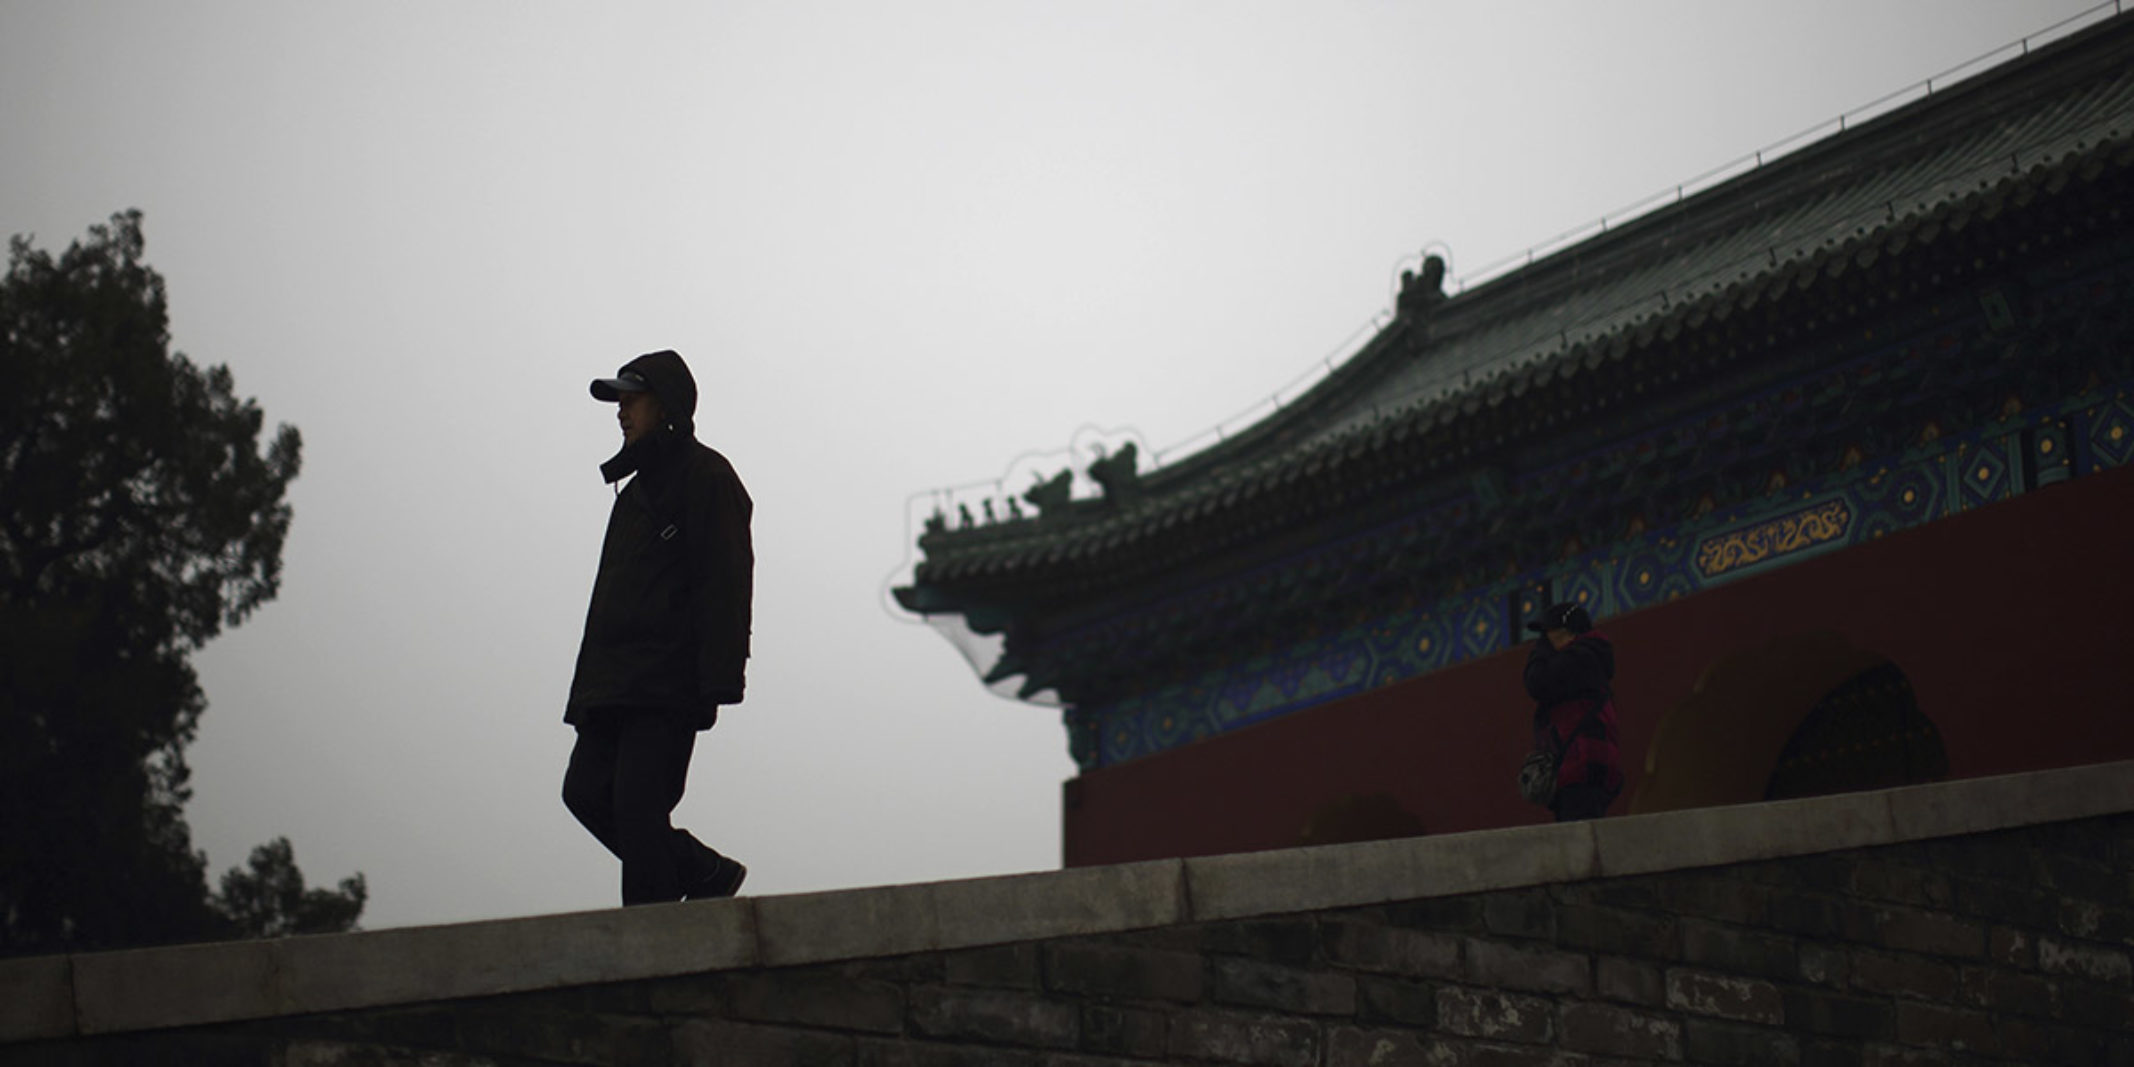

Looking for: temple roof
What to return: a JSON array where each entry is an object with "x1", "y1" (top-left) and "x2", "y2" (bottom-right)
[{"x1": 902, "y1": 12, "x2": 2134, "y2": 607}]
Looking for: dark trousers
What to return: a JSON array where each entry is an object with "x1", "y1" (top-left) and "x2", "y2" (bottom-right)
[
  {"x1": 1552, "y1": 783, "x2": 1614, "y2": 823},
  {"x1": 561, "y1": 710, "x2": 718, "y2": 905}
]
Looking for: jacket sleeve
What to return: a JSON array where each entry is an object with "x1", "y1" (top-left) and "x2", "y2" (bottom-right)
[{"x1": 686, "y1": 459, "x2": 754, "y2": 707}]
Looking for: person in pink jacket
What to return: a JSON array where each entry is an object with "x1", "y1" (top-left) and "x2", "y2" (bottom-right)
[{"x1": 1523, "y1": 602, "x2": 1623, "y2": 821}]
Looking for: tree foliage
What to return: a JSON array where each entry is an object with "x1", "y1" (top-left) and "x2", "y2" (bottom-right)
[
  {"x1": 215, "y1": 837, "x2": 368, "y2": 939},
  {"x1": 0, "y1": 211, "x2": 364, "y2": 955}
]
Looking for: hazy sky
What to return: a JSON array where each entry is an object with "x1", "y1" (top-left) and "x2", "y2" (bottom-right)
[{"x1": 2, "y1": 1, "x2": 2109, "y2": 930}]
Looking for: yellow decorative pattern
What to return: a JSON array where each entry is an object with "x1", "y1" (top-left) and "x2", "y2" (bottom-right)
[{"x1": 1694, "y1": 499, "x2": 1853, "y2": 579}]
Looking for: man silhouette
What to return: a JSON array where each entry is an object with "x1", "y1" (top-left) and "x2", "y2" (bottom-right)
[{"x1": 562, "y1": 349, "x2": 753, "y2": 903}]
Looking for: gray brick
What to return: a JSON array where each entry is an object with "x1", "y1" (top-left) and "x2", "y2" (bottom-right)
[
  {"x1": 582, "y1": 980, "x2": 657, "y2": 1016},
  {"x1": 1461, "y1": 1042, "x2": 1594, "y2": 1067},
  {"x1": 1798, "y1": 944, "x2": 1849, "y2": 988},
  {"x1": 676, "y1": 1019, "x2": 856, "y2": 1066},
  {"x1": 1667, "y1": 969, "x2": 1783, "y2": 1025},
  {"x1": 1079, "y1": 1004, "x2": 1166, "y2": 1059},
  {"x1": 1383, "y1": 895, "x2": 1486, "y2": 932},
  {"x1": 1848, "y1": 860, "x2": 1954, "y2": 910},
  {"x1": 910, "y1": 985, "x2": 1078, "y2": 1050},
  {"x1": 1436, "y1": 987, "x2": 1553, "y2": 1044},
  {"x1": 1947, "y1": 875, "x2": 2059, "y2": 929},
  {"x1": 456, "y1": 1004, "x2": 661, "y2": 1065},
  {"x1": 1798, "y1": 1039, "x2": 1860, "y2": 1067},
  {"x1": 1167, "y1": 1010, "x2": 1318, "y2": 1067},
  {"x1": 1463, "y1": 937, "x2": 1591, "y2": 996},
  {"x1": 1766, "y1": 892, "x2": 1849, "y2": 940},
  {"x1": 1894, "y1": 1002, "x2": 1998, "y2": 1055},
  {"x1": 1997, "y1": 1018, "x2": 2122, "y2": 1066},
  {"x1": 1658, "y1": 875, "x2": 1769, "y2": 925},
  {"x1": 1483, "y1": 890, "x2": 1556, "y2": 940},
  {"x1": 1848, "y1": 950, "x2": 1958, "y2": 1002},
  {"x1": 848, "y1": 956, "x2": 949, "y2": 985},
  {"x1": 2071, "y1": 900, "x2": 2134, "y2": 947},
  {"x1": 1559, "y1": 1002, "x2": 1681, "y2": 1060},
  {"x1": 1043, "y1": 943, "x2": 1202, "y2": 1003},
  {"x1": 1994, "y1": 1017, "x2": 2058, "y2": 1063},
  {"x1": 1202, "y1": 919, "x2": 1320, "y2": 967},
  {"x1": 106, "y1": 1034, "x2": 293, "y2": 1067},
  {"x1": 1557, "y1": 905, "x2": 1677, "y2": 959},
  {"x1": 721, "y1": 971, "x2": 905, "y2": 1034},
  {"x1": 1576, "y1": 877, "x2": 1661, "y2": 911},
  {"x1": 945, "y1": 944, "x2": 1040, "y2": 990},
  {"x1": 1211, "y1": 957, "x2": 1356, "y2": 1015},
  {"x1": 2040, "y1": 853, "x2": 2120, "y2": 900},
  {"x1": 2058, "y1": 980, "x2": 2134, "y2": 1028},
  {"x1": 1111, "y1": 926, "x2": 1203, "y2": 953},
  {"x1": 293, "y1": 1005, "x2": 459, "y2": 1051},
  {"x1": 856, "y1": 1037, "x2": 1042, "y2": 1067},
  {"x1": 1596, "y1": 956, "x2": 1664, "y2": 1006},
  {"x1": 1956, "y1": 965, "x2": 2054, "y2": 1017},
  {"x1": 1987, "y1": 926, "x2": 2034, "y2": 969},
  {"x1": 1327, "y1": 1026, "x2": 1460, "y2": 1067},
  {"x1": 310, "y1": 1040, "x2": 518, "y2": 1067},
  {"x1": 1684, "y1": 1019, "x2": 1802, "y2": 1067},
  {"x1": 2037, "y1": 936, "x2": 2133, "y2": 983},
  {"x1": 1323, "y1": 922, "x2": 1461, "y2": 978},
  {"x1": 1040, "y1": 1055, "x2": 1172, "y2": 1067},
  {"x1": 1682, "y1": 919, "x2": 1797, "y2": 980},
  {"x1": 1782, "y1": 989, "x2": 1896, "y2": 1040},
  {"x1": 1863, "y1": 908, "x2": 1984, "y2": 959},
  {"x1": 1357, "y1": 976, "x2": 1437, "y2": 1026},
  {"x1": 2036, "y1": 1024, "x2": 2117, "y2": 1066}
]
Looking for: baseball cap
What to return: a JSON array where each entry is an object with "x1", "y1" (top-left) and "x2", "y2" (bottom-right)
[
  {"x1": 589, "y1": 368, "x2": 653, "y2": 401},
  {"x1": 1525, "y1": 601, "x2": 1593, "y2": 634}
]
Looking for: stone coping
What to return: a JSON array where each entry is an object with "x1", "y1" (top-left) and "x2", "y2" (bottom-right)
[{"x1": 4, "y1": 760, "x2": 2130, "y2": 1044}]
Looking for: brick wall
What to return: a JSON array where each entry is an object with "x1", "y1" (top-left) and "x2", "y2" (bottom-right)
[{"x1": 15, "y1": 811, "x2": 2131, "y2": 1067}]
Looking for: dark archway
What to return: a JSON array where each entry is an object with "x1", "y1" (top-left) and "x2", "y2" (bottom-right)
[
  {"x1": 1632, "y1": 630, "x2": 1946, "y2": 814},
  {"x1": 1764, "y1": 660, "x2": 1947, "y2": 800}
]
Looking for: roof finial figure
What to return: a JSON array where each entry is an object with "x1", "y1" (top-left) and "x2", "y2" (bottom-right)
[
  {"x1": 1398, "y1": 253, "x2": 1447, "y2": 321},
  {"x1": 1024, "y1": 469, "x2": 1073, "y2": 518},
  {"x1": 1088, "y1": 441, "x2": 1142, "y2": 504}
]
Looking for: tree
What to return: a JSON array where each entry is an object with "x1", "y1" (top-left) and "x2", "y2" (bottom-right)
[
  {"x1": 215, "y1": 838, "x2": 367, "y2": 939},
  {"x1": 0, "y1": 210, "x2": 364, "y2": 955}
]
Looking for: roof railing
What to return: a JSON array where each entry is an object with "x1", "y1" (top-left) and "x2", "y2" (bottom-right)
[{"x1": 1451, "y1": 0, "x2": 2120, "y2": 295}]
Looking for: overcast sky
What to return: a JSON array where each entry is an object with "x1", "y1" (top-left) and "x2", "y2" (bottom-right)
[{"x1": 2, "y1": 1, "x2": 2109, "y2": 930}]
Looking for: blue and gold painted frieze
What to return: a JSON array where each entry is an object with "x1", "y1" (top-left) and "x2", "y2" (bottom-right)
[
  {"x1": 1067, "y1": 382, "x2": 2130, "y2": 772},
  {"x1": 1693, "y1": 496, "x2": 1852, "y2": 581}
]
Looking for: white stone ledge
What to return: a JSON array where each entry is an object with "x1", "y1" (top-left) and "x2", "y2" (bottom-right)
[{"x1": 5, "y1": 760, "x2": 2130, "y2": 1044}]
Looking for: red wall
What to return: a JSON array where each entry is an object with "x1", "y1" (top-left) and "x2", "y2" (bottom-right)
[{"x1": 1063, "y1": 463, "x2": 2134, "y2": 867}]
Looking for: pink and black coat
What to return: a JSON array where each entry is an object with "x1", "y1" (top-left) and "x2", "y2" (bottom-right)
[{"x1": 1523, "y1": 630, "x2": 1624, "y2": 800}]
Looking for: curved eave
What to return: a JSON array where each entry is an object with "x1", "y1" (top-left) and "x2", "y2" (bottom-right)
[{"x1": 906, "y1": 12, "x2": 2134, "y2": 599}]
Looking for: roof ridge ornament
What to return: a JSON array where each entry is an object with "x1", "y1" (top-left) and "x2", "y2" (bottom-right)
[
  {"x1": 1089, "y1": 442, "x2": 1142, "y2": 505},
  {"x1": 1397, "y1": 254, "x2": 1448, "y2": 324},
  {"x1": 1024, "y1": 468, "x2": 1073, "y2": 519}
]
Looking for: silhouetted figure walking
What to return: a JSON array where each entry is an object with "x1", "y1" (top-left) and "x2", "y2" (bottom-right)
[{"x1": 562, "y1": 350, "x2": 753, "y2": 904}]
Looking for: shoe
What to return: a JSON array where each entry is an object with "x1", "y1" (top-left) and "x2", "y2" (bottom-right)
[{"x1": 685, "y1": 854, "x2": 747, "y2": 900}]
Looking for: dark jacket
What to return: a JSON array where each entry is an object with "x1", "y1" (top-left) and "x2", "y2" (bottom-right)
[
  {"x1": 1524, "y1": 631, "x2": 1623, "y2": 796},
  {"x1": 566, "y1": 366, "x2": 753, "y2": 730}
]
